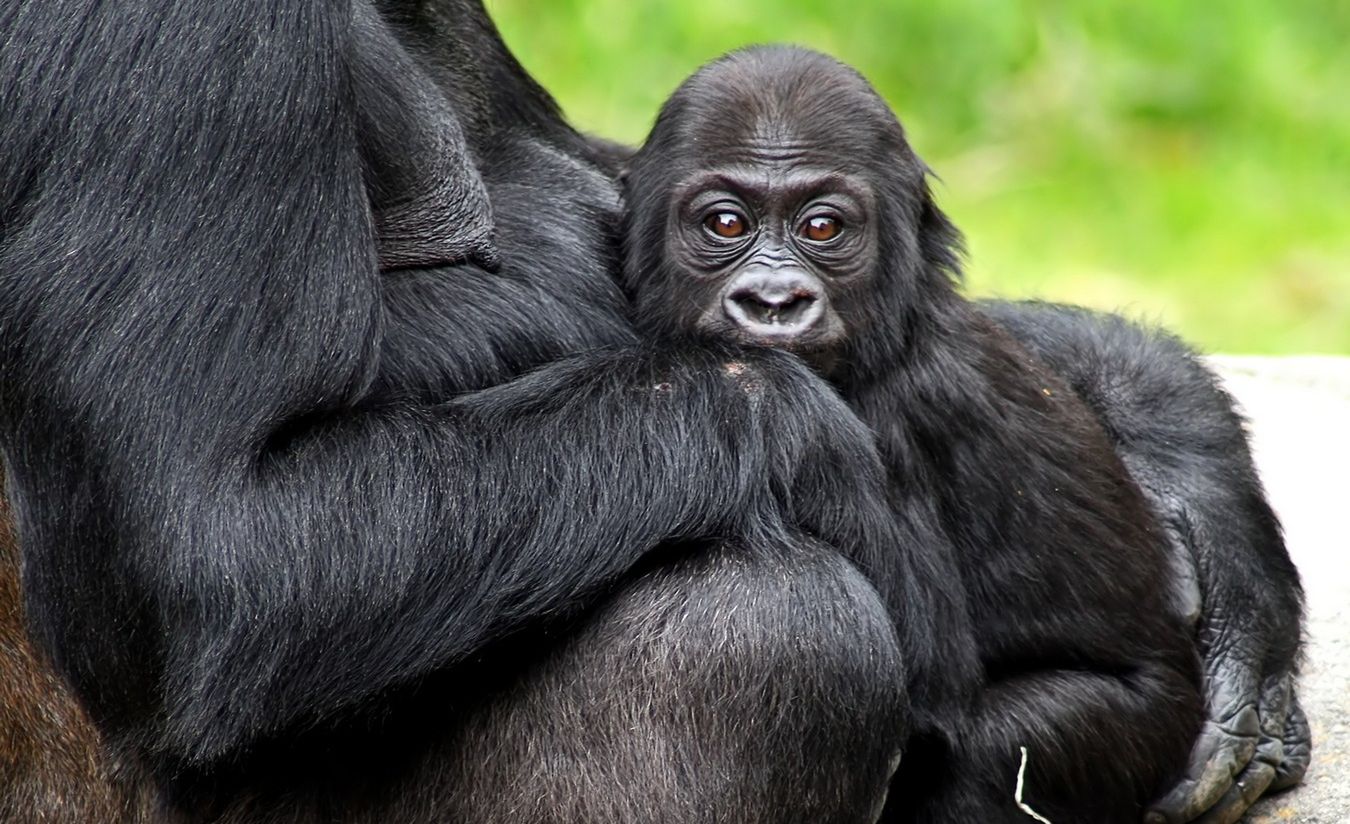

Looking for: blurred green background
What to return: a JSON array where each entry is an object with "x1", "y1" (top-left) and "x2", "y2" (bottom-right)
[{"x1": 487, "y1": 0, "x2": 1349, "y2": 353}]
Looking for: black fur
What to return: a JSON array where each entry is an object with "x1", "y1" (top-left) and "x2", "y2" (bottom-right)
[
  {"x1": 0, "y1": 3, "x2": 1304, "y2": 822},
  {"x1": 984, "y1": 300, "x2": 1310, "y2": 822},
  {"x1": 620, "y1": 46, "x2": 1253, "y2": 822},
  {"x1": 0, "y1": 4, "x2": 964, "y2": 822}
]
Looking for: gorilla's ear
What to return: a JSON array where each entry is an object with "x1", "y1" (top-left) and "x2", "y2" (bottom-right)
[
  {"x1": 917, "y1": 171, "x2": 964, "y2": 283},
  {"x1": 351, "y1": 2, "x2": 499, "y2": 273}
]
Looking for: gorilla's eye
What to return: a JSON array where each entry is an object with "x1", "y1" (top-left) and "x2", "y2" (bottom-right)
[
  {"x1": 704, "y1": 211, "x2": 748, "y2": 239},
  {"x1": 801, "y1": 215, "x2": 841, "y2": 242}
]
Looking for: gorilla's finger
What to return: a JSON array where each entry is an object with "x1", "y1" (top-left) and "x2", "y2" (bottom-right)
[
  {"x1": 1271, "y1": 698, "x2": 1311, "y2": 791},
  {"x1": 1191, "y1": 760, "x2": 1276, "y2": 824},
  {"x1": 1154, "y1": 674, "x2": 1301, "y2": 822},
  {"x1": 1143, "y1": 706, "x2": 1260, "y2": 823},
  {"x1": 1200, "y1": 694, "x2": 1288, "y2": 823},
  {"x1": 1252, "y1": 673, "x2": 1293, "y2": 751}
]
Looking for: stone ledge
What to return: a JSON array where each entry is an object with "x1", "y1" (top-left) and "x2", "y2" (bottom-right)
[{"x1": 1209, "y1": 357, "x2": 1349, "y2": 823}]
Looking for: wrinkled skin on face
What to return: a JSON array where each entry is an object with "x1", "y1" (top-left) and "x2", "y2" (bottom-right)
[{"x1": 658, "y1": 160, "x2": 876, "y2": 363}]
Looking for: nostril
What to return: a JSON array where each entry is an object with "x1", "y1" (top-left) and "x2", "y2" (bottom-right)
[{"x1": 728, "y1": 288, "x2": 819, "y2": 327}]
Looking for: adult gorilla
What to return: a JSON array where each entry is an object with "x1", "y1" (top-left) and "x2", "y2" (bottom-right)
[
  {"x1": 0, "y1": 2, "x2": 1300, "y2": 823},
  {"x1": 0, "y1": 1, "x2": 952, "y2": 821}
]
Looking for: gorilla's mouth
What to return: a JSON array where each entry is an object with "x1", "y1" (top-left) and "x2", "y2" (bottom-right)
[{"x1": 695, "y1": 310, "x2": 846, "y2": 364}]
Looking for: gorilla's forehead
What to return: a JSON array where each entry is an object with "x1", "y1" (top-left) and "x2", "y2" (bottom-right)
[
  {"x1": 672, "y1": 162, "x2": 874, "y2": 205},
  {"x1": 716, "y1": 138, "x2": 856, "y2": 171},
  {"x1": 666, "y1": 119, "x2": 913, "y2": 199}
]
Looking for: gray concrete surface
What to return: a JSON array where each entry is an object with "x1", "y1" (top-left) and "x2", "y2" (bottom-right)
[{"x1": 1209, "y1": 357, "x2": 1349, "y2": 823}]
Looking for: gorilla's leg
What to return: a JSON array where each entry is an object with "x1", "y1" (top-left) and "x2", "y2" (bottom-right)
[
  {"x1": 440, "y1": 538, "x2": 908, "y2": 824},
  {"x1": 981, "y1": 300, "x2": 1308, "y2": 823},
  {"x1": 2, "y1": 522, "x2": 909, "y2": 824},
  {"x1": 0, "y1": 484, "x2": 153, "y2": 824}
]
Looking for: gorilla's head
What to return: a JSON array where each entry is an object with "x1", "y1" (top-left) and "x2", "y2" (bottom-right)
[{"x1": 622, "y1": 45, "x2": 963, "y2": 378}]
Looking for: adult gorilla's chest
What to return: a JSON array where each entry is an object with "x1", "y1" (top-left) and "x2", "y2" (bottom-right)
[{"x1": 372, "y1": 139, "x2": 637, "y2": 401}]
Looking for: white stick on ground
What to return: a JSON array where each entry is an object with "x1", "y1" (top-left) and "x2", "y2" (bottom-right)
[{"x1": 1016, "y1": 746, "x2": 1054, "y2": 823}]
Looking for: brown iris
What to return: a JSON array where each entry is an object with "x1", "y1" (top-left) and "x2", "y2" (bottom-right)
[
  {"x1": 801, "y1": 215, "x2": 840, "y2": 242},
  {"x1": 705, "y1": 211, "x2": 748, "y2": 238}
]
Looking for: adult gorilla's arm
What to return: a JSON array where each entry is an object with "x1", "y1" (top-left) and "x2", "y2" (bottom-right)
[
  {"x1": 0, "y1": 0, "x2": 904, "y2": 770},
  {"x1": 982, "y1": 301, "x2": 1308, "y2": 823}
]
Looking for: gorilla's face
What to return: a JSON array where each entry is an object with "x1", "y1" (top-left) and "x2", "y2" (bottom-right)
[{"x1": 624, "y1": 46, "x2": 940, "y2": 373}]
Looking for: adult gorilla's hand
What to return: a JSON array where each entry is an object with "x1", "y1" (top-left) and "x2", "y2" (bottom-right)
[{"x1": 704, "y1": 349, "x2": 979, "y2": 725}]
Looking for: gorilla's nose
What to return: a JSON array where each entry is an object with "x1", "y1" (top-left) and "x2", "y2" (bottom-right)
[{"x1": 724, "y1": 269, "x2": 824, "y2": 338}]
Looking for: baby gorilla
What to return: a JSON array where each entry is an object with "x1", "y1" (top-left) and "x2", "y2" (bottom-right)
[{"x1": 623, "y1": 46, "x2": 1209, "y2": 822}]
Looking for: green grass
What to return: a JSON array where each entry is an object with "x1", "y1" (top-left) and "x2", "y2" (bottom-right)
[{"x1": 486, "y1": 0, "x2": 1350, "y2": 353}]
